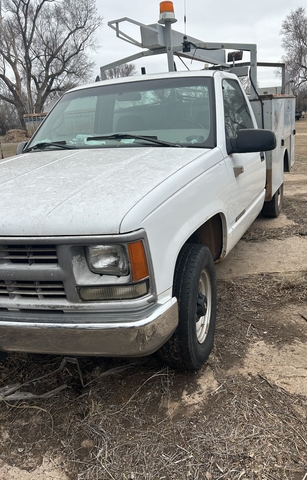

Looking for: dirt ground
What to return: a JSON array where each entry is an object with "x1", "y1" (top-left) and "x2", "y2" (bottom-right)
[{"x1": 0, "y1": 119, "x2": 307, "y2": 480}]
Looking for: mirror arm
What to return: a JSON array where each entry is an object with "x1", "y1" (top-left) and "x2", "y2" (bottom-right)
[{"x1": 226, "y1": 136, "x2": 237, "y2": 155}]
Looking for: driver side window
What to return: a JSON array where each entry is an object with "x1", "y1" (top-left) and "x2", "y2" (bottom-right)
[{"x1": 223, "y1": 79, "x2": 254, "y2": 138}]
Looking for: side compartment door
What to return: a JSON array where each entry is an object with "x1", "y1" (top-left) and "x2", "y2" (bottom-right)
[{"x1": 222, "y1": 79, "x2": 266, "y2": 220}]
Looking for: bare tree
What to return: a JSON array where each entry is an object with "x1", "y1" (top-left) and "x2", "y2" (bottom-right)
[
  {"x1": 280, "y1": 7, "x2": 307, "y2": 91},
  {"x1": 0, "y1": 99, "x2": 20, "y2": 134},
  {"x1": 239, "y1": 76, "x2": 251, "y2": 94},
  {"x1": 296, "y1": 87, "x2": 307, "y2": 112},
  {"x1": 104, "y1": 63, "x2": 137, "y2": 80},
  {"x1": 0, "y1": 0, "x2": 103, "y2": 129}
]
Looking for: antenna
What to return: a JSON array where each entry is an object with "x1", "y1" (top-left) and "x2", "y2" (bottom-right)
[
  {"x1": 182, "y1": 0, "x2": 190, "y2": 53},
  {"x1": 184, "y1": 0, "x2": 187, "y2": 35}
]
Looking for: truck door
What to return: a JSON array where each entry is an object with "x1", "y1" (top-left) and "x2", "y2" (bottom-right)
[{"x1": 222, "y1": 78, "x2": 266, "y2": 223}]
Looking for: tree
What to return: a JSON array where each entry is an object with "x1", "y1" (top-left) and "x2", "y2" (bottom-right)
[
  {"x1": 280, "y1": 7, "x2": 307, "y2": 91},
  {"x1": 239, "y1": 76, "x2": 251, "y2": 94},
  {"x1": 296, "y1": 87, "x2": 307, "y2": 112},
  {"x1": 103, "y1": 63, "x2": 137, "y2": 80},
  {"x1": 0, "y1": 100, "x2": 20, "y2": 134},
  {"x1": 0, "y1": 0, "x2": 103, "y2": 129}
]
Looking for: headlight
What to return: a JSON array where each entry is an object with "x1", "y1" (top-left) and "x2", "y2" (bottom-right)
[
  {"x1": 82, "y1": 241, "x2": 150, "y2": 301},
  {"x1": 86, "y1": 245, "x2": 129, "y2": 276}
]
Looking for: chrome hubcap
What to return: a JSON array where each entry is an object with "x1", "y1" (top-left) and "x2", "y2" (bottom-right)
[{"x1": 196, "y1": 269, "x2": 212, "y2": 344}]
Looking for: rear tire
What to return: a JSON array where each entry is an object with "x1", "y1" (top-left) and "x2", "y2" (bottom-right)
[
  {"x1": 262, "y1": 183, "x2": 283, "y2": 218},
  {"x1": 158, "y1": 244, "x2": 216, "y2": 370}
]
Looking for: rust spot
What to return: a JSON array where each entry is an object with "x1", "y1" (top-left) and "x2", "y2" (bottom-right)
[
  {"x1": 265, "y1": 169, "x2": 273, "y2": 201},
  {"x1": 194, "y1": 215, "x2": 223, "y2": 261}
]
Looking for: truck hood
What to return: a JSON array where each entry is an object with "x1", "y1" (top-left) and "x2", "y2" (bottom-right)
[{"x1": 0, "y1": 147, "x2": 209, "y2": 236}]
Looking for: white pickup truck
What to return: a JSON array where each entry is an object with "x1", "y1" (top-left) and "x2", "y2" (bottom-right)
[{"x1": 0, "y1": 4, "x2": 295, "y2": 370}]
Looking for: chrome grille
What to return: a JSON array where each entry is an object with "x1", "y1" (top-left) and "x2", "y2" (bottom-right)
[
  {"x1": 0, "y1": 245, "x2": 58, "y2": 265},
  {"x1": 0, "y1": 281, "x2": 65, "y2": 300}
]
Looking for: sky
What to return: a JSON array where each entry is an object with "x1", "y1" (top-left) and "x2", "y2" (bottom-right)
[{"x1": 93, "y1": 0, "x2": 301, "y2": 87}]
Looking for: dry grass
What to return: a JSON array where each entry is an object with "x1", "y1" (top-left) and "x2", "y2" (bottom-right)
[
  {"x1": 1, "y1": 348, "x2": 306, "y2": 479},
  {"x1": 293, "y1": 117, "x2": 307, "y2": 171},
  {"x1": 0, "y1": 141, "x2": 17, "y2": 159},
  {"x1": 0, "y1": 129, "x2": 29, "y2": 159}
]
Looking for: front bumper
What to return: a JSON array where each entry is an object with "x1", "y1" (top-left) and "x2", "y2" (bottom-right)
[{"x1": 0, "y1": 298, "x2": 178, "y2": 357}]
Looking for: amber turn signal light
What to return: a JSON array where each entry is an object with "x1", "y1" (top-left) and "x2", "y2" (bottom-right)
[{"x1": 128, "y1": 241, "x2": 149, "y2": 282}]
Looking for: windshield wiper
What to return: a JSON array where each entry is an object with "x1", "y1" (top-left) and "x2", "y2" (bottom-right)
[
  {"x1": 23, "y1": 141, "x2": 76, "y2": 153},
  {"x1": 87, "y1": 134, "x2": 181, "y2": 147},
  {"x1": 186, "y1": 144, "x2": 212, "y2": 148}
]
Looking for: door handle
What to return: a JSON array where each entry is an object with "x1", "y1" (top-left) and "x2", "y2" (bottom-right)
[{"x1": 233, "y1": 166, "x2": 244, "y2": 177}]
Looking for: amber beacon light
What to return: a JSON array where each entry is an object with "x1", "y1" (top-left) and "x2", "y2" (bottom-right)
[{"x1": 159, "y1": 1, "x2": 177, "y2": 23}]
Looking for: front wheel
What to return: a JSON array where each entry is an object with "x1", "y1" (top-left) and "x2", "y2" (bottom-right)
[
  {"x1": 262, "y1": 183, "x2": 284, "y2": 218},
  {"x1": 158, "y1": 244, "x2": 217, "y2": 370}
]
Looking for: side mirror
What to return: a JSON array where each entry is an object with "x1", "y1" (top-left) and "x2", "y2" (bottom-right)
[
  {"x1": 16, "y1": 141, "x2": 28, "y2": 155},
  {"x1": 227, "y1": 129, "x2": 276, "y2": 155}
]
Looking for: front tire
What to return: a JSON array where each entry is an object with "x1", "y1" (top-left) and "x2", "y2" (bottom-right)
[{"x1": 158, "y1": 244, "x2": 217, "y2": 370}]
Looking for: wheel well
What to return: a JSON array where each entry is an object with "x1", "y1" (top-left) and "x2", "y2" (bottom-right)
[
  {"x1": 186, "y1": 214, "x2": 223, "y2": 261},
  {"x1": 284, "y1": 149, "x2": 290, "y2": 172}
]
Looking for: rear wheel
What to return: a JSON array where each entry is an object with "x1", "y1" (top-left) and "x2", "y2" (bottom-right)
[
  {"x1": 158, "y1": 243, "x2": 216, "y2": 370},
  {"x1": 262, "y1": 183, "x2": 284, "y2": 218}
]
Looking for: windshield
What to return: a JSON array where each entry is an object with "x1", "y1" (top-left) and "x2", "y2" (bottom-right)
[{"x1": 27, "y1": 76, "x2": 216, "y2": 149}]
